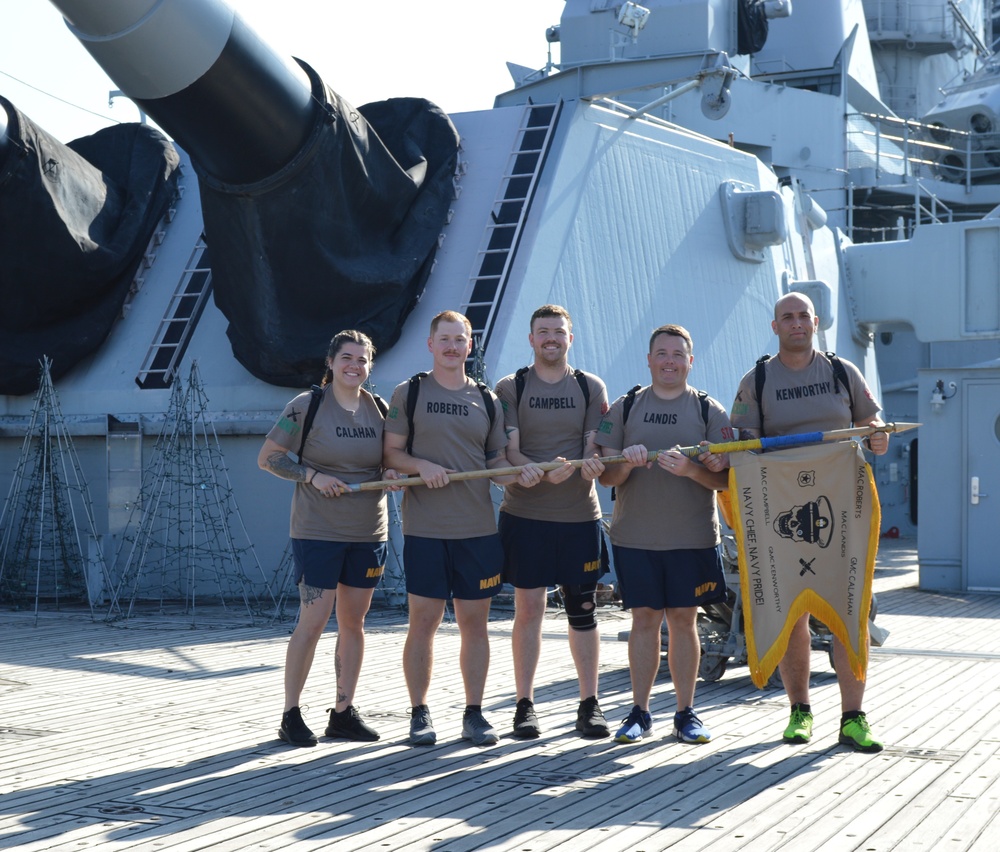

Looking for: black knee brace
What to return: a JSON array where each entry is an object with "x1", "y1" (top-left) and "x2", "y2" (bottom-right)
[{"x1": 563, "y1": 584, "x2": 598, "y2": 632}]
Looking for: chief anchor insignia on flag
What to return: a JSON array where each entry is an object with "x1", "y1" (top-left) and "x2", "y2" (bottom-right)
[{"x1": 729, "y1": 440, "x2": 881, "y2": 688}]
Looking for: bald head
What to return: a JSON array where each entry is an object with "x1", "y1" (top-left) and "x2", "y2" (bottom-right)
[
  {"x1": 772, "y1": 292, "x2": 818, "y2": 357},
  {"x1": 774, "y1": 292, "x2": 816, "y2": 321}
]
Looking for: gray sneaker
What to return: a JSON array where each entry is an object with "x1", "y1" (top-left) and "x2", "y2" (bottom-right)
[
  {"x1": 462, "y1": 709, "x2": 499, "y2": 745},
  {"x1": 409, "y1": 705, "x2": 436, "y2": 746}
]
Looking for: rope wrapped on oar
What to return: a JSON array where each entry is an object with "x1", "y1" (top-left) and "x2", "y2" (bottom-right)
[{"x1": 346, "y1": 422, "x2": 919, "y2": 492}]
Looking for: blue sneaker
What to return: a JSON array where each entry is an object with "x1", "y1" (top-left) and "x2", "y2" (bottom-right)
[
  {"x1": 673, "y1": 707, "x2": 711, "y2": 744},
  {"x1": 615, "y1": 705, "x2": 653, "y2": 743}
]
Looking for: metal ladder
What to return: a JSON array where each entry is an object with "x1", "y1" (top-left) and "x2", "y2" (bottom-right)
[
  {"x1": 461, "y1": 100, "x2": 562, "y2": 356},
  {"x1": 135, "y1": 238, "x2": 213, "y2": 389}
]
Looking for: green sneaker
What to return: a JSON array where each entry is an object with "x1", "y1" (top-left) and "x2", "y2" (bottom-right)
[
  {"x1": 783, "y1": 704, "x2": 813, "y2": 743},
  {"x1": 839, "y1": 712, "x2": 883, "y2": 753}
]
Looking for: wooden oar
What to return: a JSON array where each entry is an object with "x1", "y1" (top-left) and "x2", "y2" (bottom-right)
[{"x1": 344, "y1": 422, "x2": 920, "y2": 492}]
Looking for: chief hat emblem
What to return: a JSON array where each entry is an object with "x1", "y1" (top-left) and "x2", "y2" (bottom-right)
[{"x1": 773, "y1": 495, "x2": 833, "y2": 548}]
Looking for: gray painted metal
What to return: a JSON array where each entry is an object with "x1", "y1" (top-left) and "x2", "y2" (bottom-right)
[{"x1": 6, "y1": 0, "x2": 1000, "y2": 596}]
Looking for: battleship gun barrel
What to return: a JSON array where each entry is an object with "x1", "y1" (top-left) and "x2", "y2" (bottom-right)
[
  {"x1": 39, "y1": 0, "x2": 459, "y2": 388},
  {"x1": 49, "y1": 0, "x2": 315, "y2": 184}
]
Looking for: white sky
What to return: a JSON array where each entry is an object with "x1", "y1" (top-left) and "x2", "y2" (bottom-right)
[{"x1": 2, "y1": 0, "x2": 565, "y2": 142}]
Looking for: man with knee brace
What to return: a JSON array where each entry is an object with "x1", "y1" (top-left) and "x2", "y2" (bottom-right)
[
  {"x1": 596, "y1": 324, "x2": 731, "y2": 744},
  {"x1": 494, "y1": 305, "x2": 611, "y2": 738}
]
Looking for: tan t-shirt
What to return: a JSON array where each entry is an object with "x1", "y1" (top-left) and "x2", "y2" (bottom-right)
[
  {"x1": 494, "y1": 366, "x2": 607, "y2": 523},
  {"x1": 267, "y1": 387, "x2": 387, "y2": 542},
  {"x1": 384, "y1": 374, "x2": 507, "y2": 539},
  {"x1": 595, "y1": 385, "x2": 731, "y2": 551},
  {"x1": 730, "y1": 353, "x2": 880, "y2": 436}
]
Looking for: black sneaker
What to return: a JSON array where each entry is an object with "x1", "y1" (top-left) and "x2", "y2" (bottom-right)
[
  {"x1": 325, "y1": 705, "x2": 380, "y2": 742},
  {"x1": 409, "y1": 705, "x2": 437, "y2": 746},
  {"x1": 576, "y1": 696, "x2": 610, "y2": 738},
  {"x1": 512, "y1": 698, "x2": 541, "y2": 738},
  {"x1": 279, "y1": 706, "x2": 317, "y2": 747}
]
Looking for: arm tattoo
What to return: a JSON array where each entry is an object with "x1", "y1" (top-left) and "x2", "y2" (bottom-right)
[
  {"x1": 485, "y1": 449, "x2": 501, "y2": 461},
  {"x1": 264, "y1": 450, "x2": 309, "y2": 482}
]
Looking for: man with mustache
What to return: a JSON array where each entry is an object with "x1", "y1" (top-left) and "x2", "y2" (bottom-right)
[{"x1": 384, "y1": 310, "x2": 542, "y2": 746}]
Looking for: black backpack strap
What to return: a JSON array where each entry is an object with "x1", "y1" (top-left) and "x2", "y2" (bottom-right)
[
  {"x1": 517, "y1": 366, "x2": 591, "y2": 413},
  {"x1": 824, "y1": 351, "x2": 855, "y2": 413},
  {"x1": 572, "y1": 369, "x2": 591, "y2": 410},
  {"x1": 513, "y1": 366, "x2": 530, "y2": 408},
  {"x1": 753, "y1": 352, "x2": 854, "y2": 434},
  {"x1": 621, "y1": 385, "x2": 642, "y2": 425},
  {"x1": 371, "y1": 393, "x2": 389, "y2": 418},
  {"x1": 611, "y1": 384, "x2": 642, "y2": 504},
  {"x1": 754, "y1": 354, "x2": 770, "y2": 437},
  {"x1": 475, "y1": 381, "x2": 496, "y2": 424},
  {"x1": 697, "y1": 389, "x2": 710, "y2": 427},
  {"x1": 406, "y1": 373, "x2": 494, "y2": 454},
  {"x1": 296, "y1": 385, "x2": 324, "y2": 460},
  {"x1": 404, "y1": 372, "x2": 428, "y2": 455}
]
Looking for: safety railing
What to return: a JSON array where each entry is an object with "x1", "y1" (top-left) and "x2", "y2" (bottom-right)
[{"x1": 846, "y1": 111, "x2": 1000, "y2": 189}]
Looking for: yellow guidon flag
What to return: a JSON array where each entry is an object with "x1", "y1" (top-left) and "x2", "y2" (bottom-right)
[{"x1": 727, "y1": 440, "x2": 880, "y2": 688}]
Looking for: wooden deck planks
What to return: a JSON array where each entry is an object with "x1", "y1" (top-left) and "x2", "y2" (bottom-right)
[{"x1": 3, "y1": 540, "x2": 1000, "y2": 851}]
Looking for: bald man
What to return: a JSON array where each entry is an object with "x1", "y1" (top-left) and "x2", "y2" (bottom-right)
[{"x1": 730, "y1": 292, "x2": 889, "y2": 753}]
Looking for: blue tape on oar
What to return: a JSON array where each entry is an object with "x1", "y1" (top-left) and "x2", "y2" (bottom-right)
[{"x1": 759, "y1": 431, "x2": 825, "y2": 450}]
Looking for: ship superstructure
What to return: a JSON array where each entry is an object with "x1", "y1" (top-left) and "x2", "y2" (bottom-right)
[{"x1": 2, "y1": 0, "x2": 999, "y2": 605}]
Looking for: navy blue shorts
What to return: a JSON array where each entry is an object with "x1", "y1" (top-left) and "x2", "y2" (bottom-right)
[
  {"x1": 402, "y1": 534, "x2": 504, "y2": 600},
  {"x1": 291, "y1": 539, "x2": 388, "y2": 591},
  {"x1": 499, "y1": 513, "x2": 608, "y2": 589},
  {"x1": 612, "y1": 545, "x2": 726, "y2": 610}
]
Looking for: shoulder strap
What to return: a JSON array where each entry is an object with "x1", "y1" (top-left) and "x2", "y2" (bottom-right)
[
  {"x1": 823, "y1": 351, "x2": 855, "y2": 413},
  {"x1": 476, "y1": 381, "x2": 496, "y2": 424},
  {"x1": 754, "y1": 354, "x2": 770, "y2": 437},
  {"x1": 697, "y1": 389, "x2": 710, "y2": 426},
  {"x1": 405, "y1": 372, "x2": 428, "y2": 455},
  {"x1": 621, "y1": 385, "x2": 642, "y2": 425},
  {"x1": 612, "y1": 384, "x2": 642, "y2": 504},
  {"x1": 753, "y1": 352, "x2": 854, "y2": 433},
  {"x1": 405, "y1": 374, "x2": 494, "y2": 453},
  {"x1": 516, "y1": 366, "x2": 591, "y2": 413},
  {"x1": 296, "y1": 385, "x2": 324, "y2": 460},
  {"x1": 514, "y1": 366, "x2": 531, "y2": 407},
  {"x1": 572, "y1": 369, "x2": 591, "y2": 409},
  {"x1": 371, "y1": 393, "x2": 389, "y2": 418}
]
